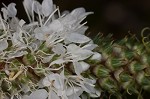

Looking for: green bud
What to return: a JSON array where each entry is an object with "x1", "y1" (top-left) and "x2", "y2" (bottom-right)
[{"x1": 93, "y1": 65, "x2": 110, "y2": 78}]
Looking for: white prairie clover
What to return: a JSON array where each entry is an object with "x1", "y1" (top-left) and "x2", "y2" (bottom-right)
[{"x1": 0, "y1": 0, "x2": 101, "y2": 99}]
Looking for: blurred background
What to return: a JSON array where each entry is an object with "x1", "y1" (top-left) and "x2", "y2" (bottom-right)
[{"x1": 0, "y1": 0, "x2": 150, "y2": 39}]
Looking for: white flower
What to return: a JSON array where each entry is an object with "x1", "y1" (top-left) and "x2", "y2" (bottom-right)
[
  {"x1": 23, "y1": 0, "x2": 53, "y2": 17},
  {"x1": 1, "y1": 3, "x2": 17, "y2": 20},
  {"x1": 42, "y1": 73, "x2": 64, "y2": 90},
  {"x1": 73, "y1": 61, "x2": 90, "y2": 75},
  {"x1": 50, "y1": 43, "x2": 94, "y2": 75},
  {"x1": 0, "y1": 39, "x2": 8, "y2": 52},
  {"x1": 23, "y1": 89, "x2": 48, "y2": 99},
  {"x1": 91, "y1": 52, "x2": 102, "y2": 61},
  {"x1": 50, "y1": 44, "x2": 93, "y2": 64},
  {"x1": 48, "y1": 90, "x2": 60, "y2": 99},
  {"x1": 65, "y1": 32, "x2": 90, "y2": 43},
  {"x1": 42, "y1": 0, "x2": 53, "y2": 16}
]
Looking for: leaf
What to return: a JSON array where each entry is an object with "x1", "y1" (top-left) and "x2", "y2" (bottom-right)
[{"x1": 42, "y1": 0, "x2": 53, "y2": 16}]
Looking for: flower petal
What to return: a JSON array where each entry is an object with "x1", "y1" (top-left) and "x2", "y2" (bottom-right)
[
  {"x1": 42, "y1": 0, "x2": 53, "y2": 16},
  {"x1": 33, "y1": 1, "x2": 42, "y2": 14},
  {"x1": 71, "y1": 7, "x2": 85, "y2": 17},
  {"x1": 52, "y1": 43, "x2": 66, "y2": 55},
  {"x1": 79, "y1": 61, "x2": 90, "y2": 72},
  {"x1": 48, "y1": 20, "x2": 64, "y2": 32},
  {"x1": 7, "y1": 3, "x2": 17, "y2": 17},
  {"x1": 91, "y1": 52, "x2": 102, "y2": 61},
  {"x1": 23, "y1": 0, "x2": 34, "y2": 15},
  {"x1": 50, "y1": 59, "x2": 66, "y2": 65},
  {"x1": 29, "y1": 89, "x2": 48, "y2": 99},
  {"x1": 66, "y1": 87, "x2": 83, "y2": 96},
  {"x1": 82, "y1": 44, "x2": 97, "y2": 50},
  {"x1": 73, "y1": 62, "x2": 83, "y2": 75},
  {"x1": 66, "y1": 33, "x2": 90, "y2": 43},
  {"x1": 48, "y1": 90, "x2": 60, "y2": 99},
  {"x1": 34, "y1": 26, "x2": 50, "y2": 40},
  {"x1": 42, "y1": 76, "x2": 51, "y2": 87},
  {"x1": 0, "y1": 39, "x2": 8, "y2": 51},
  {"x1": 74, "y1": 49, "x2": 93, "y2": 61}
]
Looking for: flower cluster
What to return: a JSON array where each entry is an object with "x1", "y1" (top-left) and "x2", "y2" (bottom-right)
[{"x1": 0, "y1": 0, "x2": 101, "y2": 99}]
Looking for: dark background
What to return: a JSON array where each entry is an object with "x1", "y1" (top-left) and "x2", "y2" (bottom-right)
[{"x1": 0, "y1": 0, "x2": 150, "y2": 39}]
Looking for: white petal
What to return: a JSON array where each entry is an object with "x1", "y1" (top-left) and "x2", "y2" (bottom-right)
[
  {"x1": 74, "y1": 49, "x2": 93, "y2": 61},
  {"x1": 7, "y1": 3, "x2": 17, "y2": 17},
  {"x1": 70, "y1": 7, "x2": 93, "y2": 20},
  {"x1": 71, "y1": 8, "x2": 85, "y2": 17},
  {"x1": 60, "y1": 14, "x2": 76, "y2": 26},
  {"x1": 42, "y1": 0, "x2": 53, "y2": 16},
  {"x1": 91, "y1": 52, "x2": 102, "y2": 61},
  {"x1": 1, "y1": 8, "x2": 8, "y2": 20},
  {"x1": 52, "y1": 43, "x2": 66, "y2": 55},
  {"x1": 89, "y1": 89, "x2": 101, "y2": 98},
  {"x1": 76, "y1": 26, "x2": 88, "y2": 35},
  {"x1": 49, "y1": 74, "x2": 63, "y2": 90},
  {"x1": 29, "y1": 89, "x2": 48, "y2": 99},
  {"x1": 82, "y1": 44, "x2": 97, "y2": 50},
  {"x1": 73, "y1": 62, "x2": 83, "y2": 75},
  {"x1": 22, "y1": 84, "x2": 30, "y2": 93},
  {"x1": 33, "y1": 1, "x2": 42, "y2": 14},
  {"x1": 67, "y1": 44, "x2": 80, "y2": 53},
  {"x1": 0, "y1": 39, "x2": 8, "y2": 51},
  {"x1": 49, "y1": 20, "x2": 64, "y2": 32},
  {"x1": 42, "y1": 77, "x2": 51, "y2": 87},
  {"x1": 48, "y1": 90, "x2": 60, "y2": 99},
  {"x1": 34, "y1": 26, "x2": 50, "y2": 40},
  {"x1": 79, "y1": 61, "x2": 90, "y2": 72},
  {"x1": 68, "y1": 94, "x2": 81, "y2": 99},
  {"x1": 22, "y1": 95, "x2": 30, "y2": 99},
  {"x1": 19, "y1": 19, "x2": 26, "y2": 27},
  {"x1": 66, "y1": 33, "x2": 90, "y2": 43},
  {"x1": 42, "y1": 55, "x2": 54, "y2": 63},
  {"x1": 50, "y1": 59, "x2": 66, "y2": 65},
  {"x1": 66, "y1": 87, "x2": 83, "y2": 96},
  {"x1": 23, "y1": 0, "x2": 34, "y2": 15}
]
